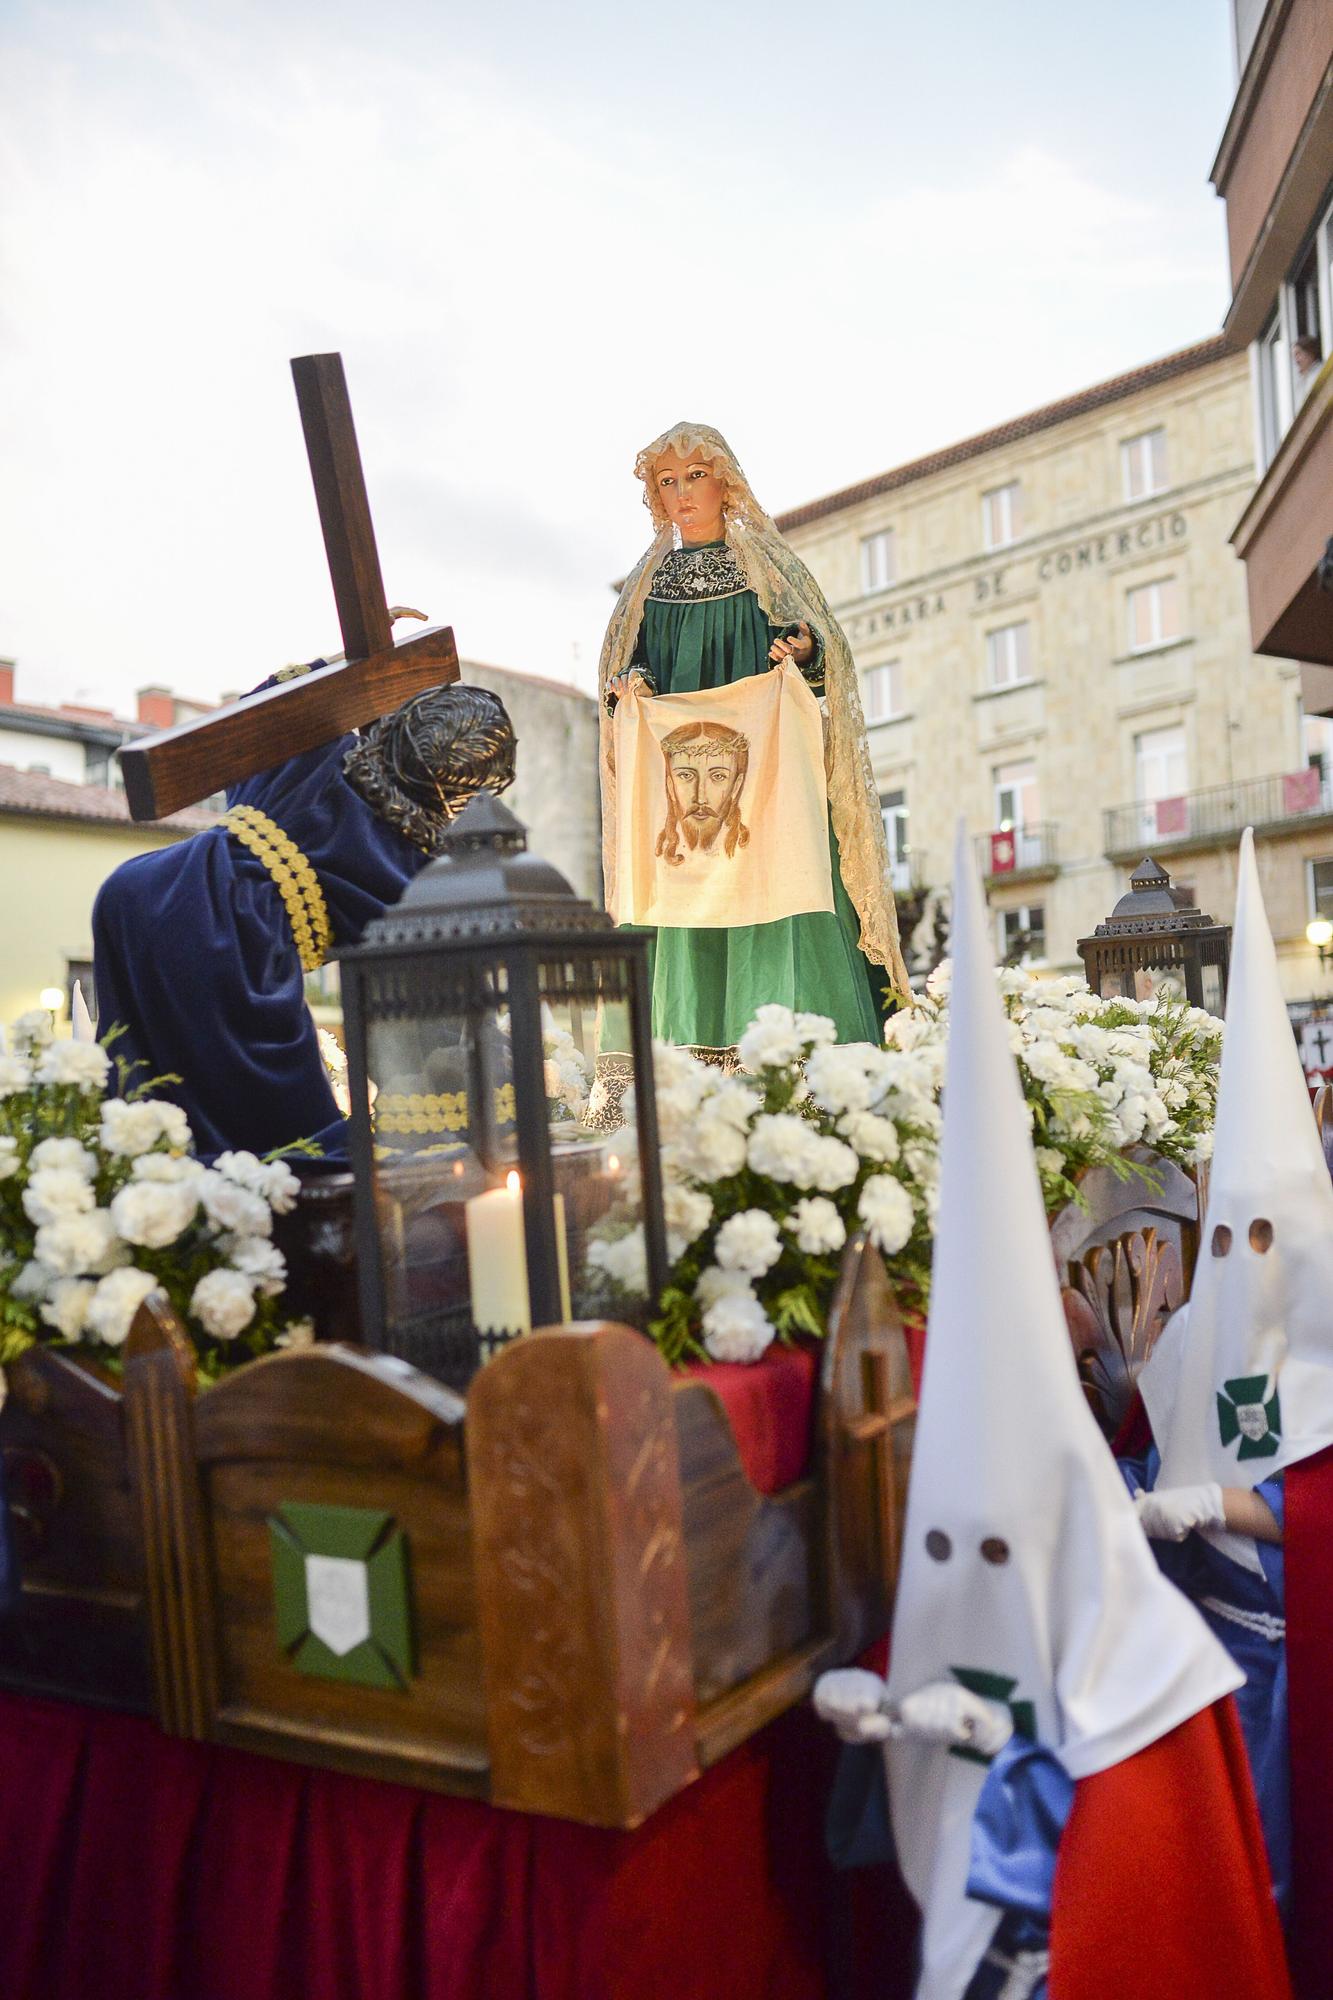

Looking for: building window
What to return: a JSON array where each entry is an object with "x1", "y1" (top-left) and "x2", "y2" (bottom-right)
[
  {"x1": 1303, "y1": 704, "x2": 1333, "y2": 788},
  {"x1": 1256, "y1": 310, "x2": 1293, "y2": 469},
  {"x1": 1310, "y1": 859, "x2": 1333, "y2": 924},
  {"x1": 985, "y1": 621, "x2": 1032, "y2": 689},
  {"x1": 862, "y1": 660, "x2": 904, "y2": 725},
  {"x1": 994, "y1": 759, "x2": 1039, "y2": 832},
  {"x1": 1135, "y1": 725, "x2": 1187, "y2": 810},
  {"x1": 1289, "y1": 237, "x2": 1326, "y2": 406},
  {"x1": 1127, "y1": 578, "x2": 1181, "y2": 653},
  {"x1": 982, "y1": 483, "x2": 1023, "y2": 551},
  {"x1": 880, "y1": 789, "x2": 911, "y2": 892},
  {"x1": 860, "y1": 529, "x2": 896, "y2": 594},
  {"x1": 1121, "y1": 427, "x2": 1168, "y2": 501},
  {"x1": 997, "y1": 904, "x2": 1045, "y2": 965}
]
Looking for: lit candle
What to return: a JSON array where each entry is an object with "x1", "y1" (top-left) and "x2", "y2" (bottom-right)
[{"x1": 465, "y1": 1170, "x2": 531, "y2": 1337}]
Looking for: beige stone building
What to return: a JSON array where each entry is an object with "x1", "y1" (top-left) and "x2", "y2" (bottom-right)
[{"x1": 779, "y1": 337, "x2": 1332, "y2": 1005}]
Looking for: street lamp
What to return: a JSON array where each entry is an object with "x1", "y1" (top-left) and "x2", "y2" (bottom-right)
[{"x1": 1307, "y1": 917, "x2": 1333, "y2": 970}]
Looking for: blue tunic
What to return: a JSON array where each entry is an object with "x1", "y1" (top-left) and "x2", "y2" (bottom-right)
[
  {"x1": 826, "y1": 1731, "x2": 1072, "y2": 1998},
  {"x1": 1120, "y1": 1451, "x2": 1289, "y2": 1916},
  {"x1": 92, "y1": 674, "x2": 430, "y2": 1162}
]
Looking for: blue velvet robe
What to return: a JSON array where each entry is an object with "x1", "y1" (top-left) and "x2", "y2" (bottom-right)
[
  {"x1": 1120, "y1": 1451, "x2": 1289, "y2": 1916},
  {"x1": 92, "y1": 674, "x2": 430, "y2": 1162},
  {"x1": 826, "y1": 1730, "x2": 1072, "y2": 1998}
]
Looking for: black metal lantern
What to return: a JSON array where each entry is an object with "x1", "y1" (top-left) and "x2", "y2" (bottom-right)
[
  {"x1": 336, "y1": 792, "x2": 668, "y2": 1386},
  {"x1": 1077, "y1": 856, "x2": 1231, "y2": 1015}
]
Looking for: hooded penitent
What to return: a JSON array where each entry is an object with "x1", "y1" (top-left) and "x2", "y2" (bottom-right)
[
  {"x1": 885, "y1": 823, "x2": 1241, "y2": 2000},
  {"x1": 597, "y1": 422, "x2": 911, "y2": 1000},
  {"x1": 1141, "y1": 827, "x2": 1333, "y2": 1555}
]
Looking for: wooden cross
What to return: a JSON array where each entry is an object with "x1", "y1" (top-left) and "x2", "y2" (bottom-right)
[{"x1": 119, "y1": 353, "x2": 460, "y2": 820}]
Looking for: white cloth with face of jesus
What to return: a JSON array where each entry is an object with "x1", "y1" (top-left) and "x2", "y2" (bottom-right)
[{"x1": 610, "y1": 659, "x2": 834, "y2": 930}]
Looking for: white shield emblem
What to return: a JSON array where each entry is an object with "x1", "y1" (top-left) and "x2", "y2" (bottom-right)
[
  {"x1": 304, "y1": 1554, "x2": 371, "y2": 1657},
  {"x1": 1236, "y1": 1403, "x2": 1269, "y2": 1442}
]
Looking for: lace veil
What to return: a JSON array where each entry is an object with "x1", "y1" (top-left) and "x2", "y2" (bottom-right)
[{"x1": 598, "y1": 422, "x2": 911, "y2": 1000}]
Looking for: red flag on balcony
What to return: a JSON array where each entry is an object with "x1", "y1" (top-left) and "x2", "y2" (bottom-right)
[
  {"x1": 990, "y1": 829, "x2": 1017, "y2": 873},
  {"x1": 1284, "y1": 767, "x2": 1322, "y2": 816},
  {"x1": 1154, "y1": 796, "x2": 1187, "y2": 837}
]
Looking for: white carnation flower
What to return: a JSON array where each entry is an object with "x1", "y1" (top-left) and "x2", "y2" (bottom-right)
[
  {"x1": 857, "y1": 1174, "x2": 914, "y2": 1255},
  {"x1": 0, "y1": 1054, "x2": 34, "y2": 1098},
  {"x1": 588, "y1": 1225, "x2": 648, "y2": 1296},
  {"x1": 213, "y1": 1150, "x2": 268, "y2": 1190},
  {"x1": 805, "y1": 1135, "x2": 860, "y2": 1193},
  {"x1": 23, "y1": 1168, "x2": 96, "y2": 1228},
  {"x1": 795, "y1": 1012, "x2": 838, "y2": 1049},
  {"x1": 34, "y1": 1039, "x2": 111, "y2": 1090},
  {"x1": 11, "y1": 1008, "x2": 54, "y2": 1050},
  {"x1": 225, "y1": 1235, "x2": 287, "y2": 1293},
  {"x1": 258, "y1": 1160, "x2": 301, "y2": 1215},
  {"x1": 695, "y1": 1263, "x2": 753, "y2": 1310},
  {"x1": 199, "y1": 1172, "x2": 273, "y2": 1237},
  {"x1": 1034, "y1": 1146, "x2": 1067, "y2": 1179},
  {"x1": 109, "y1": 1179, "x2": 200, "y2": 1249},
  {"x1": 663, "y1": 1182, "x2": 712, "y2": 1251},
  {"x1": 100, "y1": 1098, "x2": 192, "y2": 1158},
  {"x1": 747, "y1": 1113, "x2": 819, "y2": 1185},
  {"x1": 788, "y1": 1197, "x2": 847, "y2": 1256},
  {"x1": 276, "y1": 1317, "x2": 317, "y2": 1349},
  {"x1": 0, "y1": 1136, "x2": 18, "y2": 1181},
  {"x1": 40, "y1": 1277, "x2": 97, "y2": 1341},
  {"x1": 35, "y1": 1209, "x2": 124, "y2": 1277},
  {"x1": 702, "y1": 1076, "x2": 762, "y2": 1131},
  {"x1": 131, "y1": 1152, "x2": 205, "y2": 1186},
  {"x1": 714, "y1": 1208, "x2": 783, "y2": 1278},
  {"x1": 30, "y1": 1137, "x2": 98, "y2": 1179},
  {"x1": 701, "y1": 1287, "x2": 775, "y2": 1365},
  {"x1": 11, "y1": 1259, "x2": 55, "y2": 1300},
  {"x1": 805, "y1": 1043, "x2": 888, "y2": 1117},
  {"x1": 737, "y1": 1005, "x2": 803, "y2": 1073},
  {"x1": 684, "y1": 1111, "x2": 749, "y2": 1181},
  {"x1": 86, "y1": 1267, "x2": 159, "y2": 1348},
  {"x1": 190, "y1": 1267, "x2": 257, "y2": 1341},
  {"x1": 839, "y1": 1111, "x2": 901, "y2": 1164}
]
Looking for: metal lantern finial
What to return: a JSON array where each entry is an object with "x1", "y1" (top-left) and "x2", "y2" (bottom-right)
[{"x1": 1078, "y1": 855, "x2": 1231, "y2": 1013}]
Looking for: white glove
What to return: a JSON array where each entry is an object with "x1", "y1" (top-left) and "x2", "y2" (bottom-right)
[
  {"x1": 1134, "y1": 1482, "x2": 1225, "y2": 1542},
  {"x1": 895, "y1": 1681, "x2": 1014, "y2": 1756},
  {"x1": 813, "y1": 1668, "x2": 892, "y2": 1744}
]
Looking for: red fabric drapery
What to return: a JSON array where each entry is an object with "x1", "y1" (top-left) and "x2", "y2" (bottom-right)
[
  {"x1": 0, "y1": 1688, "x2": 913, "y2": 2000},
  {"x1": 1282, "y1": 1443, "x2": 1333, "y2": 2000}
]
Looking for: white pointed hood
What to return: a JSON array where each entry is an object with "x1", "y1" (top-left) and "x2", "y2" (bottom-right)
[
  {"x1": 885, "y1": 824, "x2": 1241, "y2": 2000},
  {"x1": 1143, "y1": 827, "x2": 1333, "y2": 1526}
]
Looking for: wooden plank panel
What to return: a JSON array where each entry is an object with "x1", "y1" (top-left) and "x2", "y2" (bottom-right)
[{"x1": 119, "y1": 624, "x2": 459, "y2": 821}]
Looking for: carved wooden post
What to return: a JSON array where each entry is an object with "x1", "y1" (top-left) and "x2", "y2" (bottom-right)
[
  {"x1": 820, "y1": 1236, "x2": 916, "y2": 1658},
  {"x1": 122, "y1": 1294, "x2": 217, "y2": 1737},
  {"x1": 467, "y1": 1324, "x2": 698, "y2": 1828}
]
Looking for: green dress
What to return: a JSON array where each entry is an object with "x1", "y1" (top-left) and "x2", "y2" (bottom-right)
[{"x1": 624, "y1": 541, "x2": 880, "y2": 1049}]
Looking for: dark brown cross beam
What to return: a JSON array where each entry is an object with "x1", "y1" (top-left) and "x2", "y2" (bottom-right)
[{"x1": 119, "y1": 352, "x2": 459, "y2": 820}]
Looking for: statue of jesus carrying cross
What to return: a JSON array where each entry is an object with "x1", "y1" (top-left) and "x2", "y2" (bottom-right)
[{"x1": 93, "y1": 354, "x2": 516, "y2": 1161}]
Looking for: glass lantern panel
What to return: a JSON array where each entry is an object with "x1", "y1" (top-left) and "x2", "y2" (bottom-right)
[
  {"x1": 1133, "y1": 966, "x2": 1186, "y2": 1005},
  {"x1": 362, "y1": 958, "x2": 518, "y2": 1347},
  {"x1": 1200, "y1": 962, "x2": 1225, "y2": 1020},
  {"x1": 540, "y1": 951, "x2": 653, "y2": 1325}
]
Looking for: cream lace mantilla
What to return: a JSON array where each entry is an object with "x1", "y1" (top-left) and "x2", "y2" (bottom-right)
[{"x1": 599, "y1": 422, "x2": 911, "y2": 1000}]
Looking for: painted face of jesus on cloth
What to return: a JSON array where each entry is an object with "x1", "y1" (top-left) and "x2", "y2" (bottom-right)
[{"x1": 659, "y1": 721, "x2": 750, "y2": 863}]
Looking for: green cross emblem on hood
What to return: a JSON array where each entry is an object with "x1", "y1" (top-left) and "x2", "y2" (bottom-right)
[
  {"x1": 1217, "y1": 1376, "x2": 1281, "y2": 1461},
  {"x1": 947, "y1": 1666, "x2": 1036, "y2": 1766}
]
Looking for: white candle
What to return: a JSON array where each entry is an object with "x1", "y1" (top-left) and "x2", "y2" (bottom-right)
[
  {"x1": 552, "y1": 1192, "x2": 572, "y2": 1325},
  {"x1": 466, "y1": 1171, "x2": 531, "y2": 1336}
]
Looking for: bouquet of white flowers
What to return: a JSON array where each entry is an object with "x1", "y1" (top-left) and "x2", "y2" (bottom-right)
[
  {"x1": 617, "y1": 975, "x2": 1221, "y2": 1370},
  {"x1": 0, "y1": 1011, "x2": 309, "y2": 1378}
]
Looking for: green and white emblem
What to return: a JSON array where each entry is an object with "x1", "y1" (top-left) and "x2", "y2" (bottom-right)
[
  {"x1": 1216, "y1": 1375, "x2": 1282, "y2": 1460},
  {"x1": 947, "y1": 1666, "x2": 1035, "y2": 1765},
  {"x1": 269, "y1": 1501, "x2": 415, "y2": 1690}
]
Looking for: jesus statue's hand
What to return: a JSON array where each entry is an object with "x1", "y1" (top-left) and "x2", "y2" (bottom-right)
[
  {"x1": 769, "y1": 621, "x2": 814, "y2": 668},
  {"x1": 388, "y1": 605, "x2": 428, "y2": 623}
]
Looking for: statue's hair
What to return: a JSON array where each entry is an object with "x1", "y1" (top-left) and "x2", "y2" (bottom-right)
[
  {"x1": 344, "y1": 683, "x2": 517, "y2": 854},
  {"x1": 656, "y1": 720, "x2": 750, "y2": 867}
]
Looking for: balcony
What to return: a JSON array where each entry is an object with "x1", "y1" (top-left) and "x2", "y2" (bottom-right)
[
  {"x1": 976, "y1": 822, "x2": 1059, "y2": 884},
  {"x1": 1104, "y1": 769, "x2": 1333, "y2": 863}
]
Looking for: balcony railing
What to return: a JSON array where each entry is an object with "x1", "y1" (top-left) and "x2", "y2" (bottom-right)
[
  {"x1": 976, "y1": 822, "x2": 1059, "y2": 880},
  {"x1": 1104, "y1": 769, "x2": 1333, "y2": 860}
]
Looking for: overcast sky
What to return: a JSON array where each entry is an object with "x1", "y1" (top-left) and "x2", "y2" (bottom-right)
[{"x1": 1, "y1": 0, "x2": 1237, "y2": 716}]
